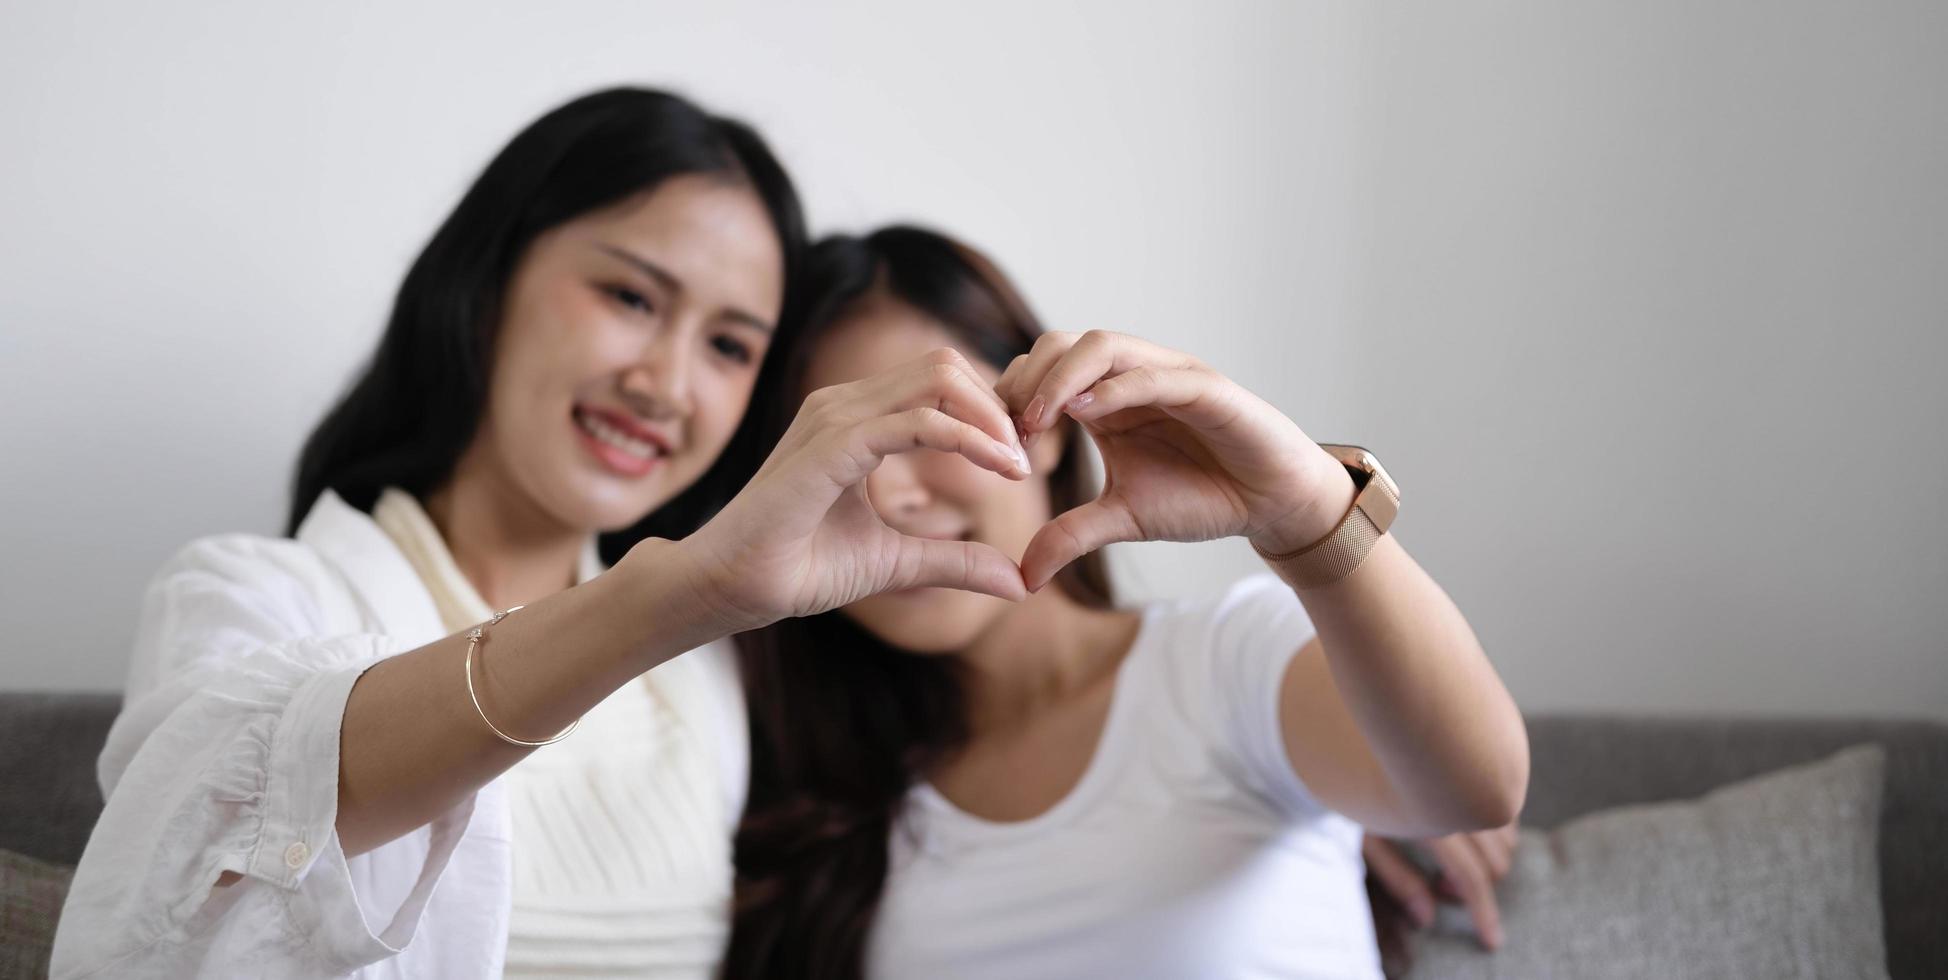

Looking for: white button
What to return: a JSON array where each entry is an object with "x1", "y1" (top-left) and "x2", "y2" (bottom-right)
[{"x1": 284, "y1": 841, "x2": 310, "y2": 869}]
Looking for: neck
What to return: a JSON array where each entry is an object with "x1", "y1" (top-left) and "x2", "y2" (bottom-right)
[
  {"x1": 421, "y1": 447, "x2": 587, "y2": 612},
  {"x1": 952, "y1": 583, "x2": 1141, "y2": 735}
]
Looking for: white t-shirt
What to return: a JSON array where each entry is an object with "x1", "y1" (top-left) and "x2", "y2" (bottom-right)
[{"x1": 868, "y1": 575, "x2": 1383, "y2": 980}]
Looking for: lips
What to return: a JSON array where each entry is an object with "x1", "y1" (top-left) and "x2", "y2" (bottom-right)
[
  {"x1": 575, "y1": 405, "x2": 673, "y2": 452},
  {"x1": 572, "y1": 405, "x2": 671, "y2": 477},
  {"x1": 887, "y1": 523, "x2": 972, "y2": 543}
]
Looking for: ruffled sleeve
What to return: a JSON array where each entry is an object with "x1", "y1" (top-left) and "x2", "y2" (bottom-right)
[{"x1": 51, "y1": 534, "x2": 476, "y2": 977}]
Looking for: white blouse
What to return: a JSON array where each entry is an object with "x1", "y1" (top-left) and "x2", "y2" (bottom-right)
[
  {"x1": 50, "y1": 487, "x2": 746, "y2": 979},
  {"x1": 370, "y1": 487, "x2": 745, "y2": 978}
]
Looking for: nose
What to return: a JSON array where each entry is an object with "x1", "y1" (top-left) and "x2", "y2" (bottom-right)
[
  {"x1": 619, "y1": 327, "x2": 697, "y2": 421},
  {"x1": 865, "y1": 451, "x2": 930, "y2": 520}
]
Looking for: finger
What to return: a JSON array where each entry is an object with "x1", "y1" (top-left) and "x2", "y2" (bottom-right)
[
  {"x1": 1019, "y1": 498, "x2": 1142, "y2": 593},
  {"x1": 993, "y1": 353, "x2": 1034, "y2": 415},
  {"x1": 886, "y1": 535, "x2": 1026, "y2": 601},
  {"x1": 1361, "y1": 836, "x2": 1436, "y2": 928},
  {"x1": 1022, "y1": 330, "x2": 1130, "y2": 434},
  {"x1": 1468, "y1": 828, "x2": 1513, "y2": 882},
  {"x1": 1431, "y1": 836, "x2": 1505, "y2": 950},
  {"x1": 1062, "y1": 364, "x2": 1235, "y2": 431},
  {"x1": 868, "y1": 351, "x2": 1026, "y2": 468},
  {"x1": 930, "y1": 349, "x2": 1014, "y2": 429},
  {"x1": 994, "y1": 332, "x2": 1079, "y2": 426},
  {"x1": 846, "y1": 408, "x2": 1028, "y2": 486},
  {"x1": 1024, "y1": 330, "x2": 1187, "y2": 434}
]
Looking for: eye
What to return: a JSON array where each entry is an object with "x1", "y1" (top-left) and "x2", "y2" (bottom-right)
[
  {"x1": 711, "y1": 334, "x2": 755, "y2": 365},
  {"x1": 602, "y1": 284, "x2": 655, "y2": 316}
]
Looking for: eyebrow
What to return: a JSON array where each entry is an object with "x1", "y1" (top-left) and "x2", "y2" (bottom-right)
[{"x1": 594, "y1": 243, "x2": 774, "y2": 334}]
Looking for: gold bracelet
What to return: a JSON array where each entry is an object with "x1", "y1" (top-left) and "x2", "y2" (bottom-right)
[{"x1": 463, "y1": 605, "x2": 579, "y2": 747}]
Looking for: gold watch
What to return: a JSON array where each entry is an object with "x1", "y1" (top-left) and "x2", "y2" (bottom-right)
[{"x1": 1252, "y1": 444, "x2": 1400, "y2": 588}]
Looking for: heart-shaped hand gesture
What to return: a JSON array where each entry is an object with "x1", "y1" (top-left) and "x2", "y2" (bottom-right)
[
  {"x1": 999, "y1": 330, "x2": 1354, "y2": 592},
  {"x1": 682, "y1": 348, "x2": 1034, "y2": 632}
]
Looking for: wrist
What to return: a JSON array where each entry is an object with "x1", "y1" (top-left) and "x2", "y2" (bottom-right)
[
  {"x1": 1250, "y1": 450, "x2": 1358, "y2": 557},
  {"x1": 614, "y1": 536, "x2": 761, "y2": 662}
]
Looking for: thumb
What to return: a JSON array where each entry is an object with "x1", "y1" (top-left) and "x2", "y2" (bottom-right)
[
  {"x1": 1020, "y1": 498, "x2": 1141, "y2": 593},
  {"x1": 887, "y1": 535, "x2": 1028, "y2": 602}
]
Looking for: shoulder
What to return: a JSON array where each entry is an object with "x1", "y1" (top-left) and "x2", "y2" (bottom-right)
[
  {"x1": 153, "y1": 531, "x2": 343, "y2": 589},
  {"x1": 142, "y1": 529, "x2": 372, "y2": 623},
  {"x1": 126, "y1": 532, "x2": 367, "y2": 693},
  {"x1": 142, "y1": 531, "x2": 363, "y2": 627},
  {"x1": 1214, "y1": 572, "x2": 1307, "y2": 618},
  {"x1": 1144, "y1": 573, "x2": 1315, "y2": 652},
  {"x1": 1135, "y1": 574, "x2": 1318, "y2": 731},
  {"x1": 1146, "y1": 576, "x2": 1326, "y2": 815}
]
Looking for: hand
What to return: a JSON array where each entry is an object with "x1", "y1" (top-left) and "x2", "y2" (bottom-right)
[
  {"x1": 1361, "y1": 823, "x2": 1520, "y2": 950},
  {"x1": 682, "y1": 348, "x2": 1033, "y2": 631},
  {"x1": 997, "y1": 329, "x2": 1353, "y2": 591}
]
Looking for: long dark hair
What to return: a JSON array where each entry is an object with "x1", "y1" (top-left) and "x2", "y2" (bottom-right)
[
  {"x1": 728, "y1": 227, "x2": 1420, "y2": 979},
  {"x1": 286, "y1": 87, "x2": 806, "y2": 559},
  {"x1": 724, "y1": 227, "x2": 1114, "y2": 980}
]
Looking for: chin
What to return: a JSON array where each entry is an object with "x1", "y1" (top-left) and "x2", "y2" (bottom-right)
[
  {"x1": 527, "y1": 450, "x2": 688, "y2": 535},
  {"x1": 843, "y1": 589, "x2": 1008, "y2": 654}
]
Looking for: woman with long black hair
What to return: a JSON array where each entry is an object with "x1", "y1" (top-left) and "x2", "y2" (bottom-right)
[
  {"x1": 51, "y1": 92, "x2": 1036, "y2": 979},
  {"x1": 728, "y1": 227, "x2": 1530, "y2": 979}
]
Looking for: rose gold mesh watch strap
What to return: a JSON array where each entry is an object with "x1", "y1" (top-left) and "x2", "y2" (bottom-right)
[{"x1": 1252, "y1": 499, "x2": 1385, "y2": 589}]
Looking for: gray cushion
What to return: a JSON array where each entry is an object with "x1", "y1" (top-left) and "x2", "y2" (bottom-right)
[
  {"x1": 1520, "y1": 714, "x2": 1948, "y2": 979},
  {"x1": 1, "y1": 848, "x2": 74, "y2": 980},
  {"x1": 1412, "y1": 745, "x2": 1888, "y2": 979},
  {"x1": 0, "y1": 692, "x2": 118, "y2": 866}
]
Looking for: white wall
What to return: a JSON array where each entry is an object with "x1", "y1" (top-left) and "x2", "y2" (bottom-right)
[
  {"x1": 1345, "y1": 0, "x2": 1948, "y2": 719},
  {"x1": 2, "y1": 1, "x2": 1942, "y2": 719}
]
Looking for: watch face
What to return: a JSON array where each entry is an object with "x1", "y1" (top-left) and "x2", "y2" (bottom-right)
[{"x1": 1321, "y1": 443, "x2": 1399, "y2": 532}]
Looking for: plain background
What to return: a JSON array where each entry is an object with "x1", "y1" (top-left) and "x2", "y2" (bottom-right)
[{"x1": 3, "y1": 1, "x2": 1943, "y2": 719}]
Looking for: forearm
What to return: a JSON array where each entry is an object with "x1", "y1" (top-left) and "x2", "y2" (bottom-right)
[
  {"x1": 1275, "y1": 535, "x2": 1529, "y2": 834},
  {"x1": 336, "y1": 538, "x2": 733, "y2": 856}
]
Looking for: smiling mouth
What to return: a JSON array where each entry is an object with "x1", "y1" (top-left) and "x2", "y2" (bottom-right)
[
  {"x1": 572, "y1": 407, "x2": 672, "y2": 478},
  {"x1": 573, "y1": 407, "x2": 666, "y2": 460}
]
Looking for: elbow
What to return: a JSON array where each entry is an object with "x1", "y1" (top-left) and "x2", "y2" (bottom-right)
[
  {"x1": 1426, "y1": 767, "x2": 1527, "y2": 835},
  {"x1": 1423, "y1": 723, "x2": 1531, "y2": 833},
  {"x1": 1462, "y1": 724, "x2": 1531, "y2": 830},
  {"x1": 1465, "y1": 775, "x2": 1527, "y2": 830}
]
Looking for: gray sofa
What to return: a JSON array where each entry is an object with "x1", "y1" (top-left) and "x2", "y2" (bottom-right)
[{"x1": 3, "y1": 693, "x2": 1944, "y2": 977}]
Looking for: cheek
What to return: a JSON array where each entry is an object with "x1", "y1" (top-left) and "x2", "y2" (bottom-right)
[
  {"x1": 504, "y1": 289, "x2": 621, "y2": 396},
  {"x1": 690, "y1": 370, "x2": 759, "y2": 453},
  {"x1": 567, "y1": 296, "x2": 649, "y2": 370},
  {"x1": 945, "y1": 465, "x2": 1054, "y2": 553}
]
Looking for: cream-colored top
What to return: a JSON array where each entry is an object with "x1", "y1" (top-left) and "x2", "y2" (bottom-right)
[{"x1": 372, "y1": 487, "x2": 747, "y2": 979}]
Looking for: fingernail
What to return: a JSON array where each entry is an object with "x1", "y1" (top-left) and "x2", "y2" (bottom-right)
[
  {"x1": 994, "y1": 440, "x2": 1031, "y2": 474},
  {"x1": 1066, "y1": 392, "x2": 1094, "y2": 414},
  {"x1": 1023, "y1": 396, "x2": 1045, "y2": 430}
]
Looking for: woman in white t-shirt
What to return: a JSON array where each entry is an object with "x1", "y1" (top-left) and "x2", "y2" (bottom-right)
[
  {"x1": 50, "y1": 90, "x2": 1048, "y2": 979},
  {"x1": 728, "y1": 227, "x2": 1530, "y2": 979}
]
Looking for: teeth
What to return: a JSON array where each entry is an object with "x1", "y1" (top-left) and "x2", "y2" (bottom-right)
[{"x1": 577, "y1": 411, "x2": 660, "y2": 459}]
